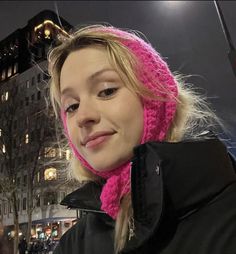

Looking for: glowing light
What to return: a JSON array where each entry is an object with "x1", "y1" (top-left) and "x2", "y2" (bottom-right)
[
  {"x1": 66, "y1": 149, "x2": 71, "y2": 160},
  {"x1": 44, "y1": 167, "x2": 57, "y2": 180},
  {"x1": 34, "y1": 20, "x2": 68, "y2": 35},
  {"x1": 3, "y1": 144, "x2": 6, "y2": 153},
  {"x1": 44, "y1": 29, "x2": 50, "y2": 36},
  {"x1": 25, "y1": 134, "x2": 29, "y2": 144}
]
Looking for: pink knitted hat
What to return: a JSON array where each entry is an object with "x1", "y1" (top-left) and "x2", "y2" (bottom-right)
[{"x1": 60, "y1": 26, "x2": 178, "y2": 219}]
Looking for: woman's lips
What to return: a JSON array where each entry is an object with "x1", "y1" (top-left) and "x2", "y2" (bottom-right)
[{"x1": 85, "y1": 134, "x2": 113, "y2": 149}]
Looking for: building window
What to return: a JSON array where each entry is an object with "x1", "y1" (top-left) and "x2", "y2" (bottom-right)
[
  {"x1": 37, "y1": 73, "x2": 41, "y2": 83},
  {"x1": 31, "y1": 76, "x2": 35, "y2": 86},
  {"x1": 26, "y1": 80, "x2": 30, "y2": 88},
  {"x1": 23, "y1": 198, "x2": 27, "y2": 210},
  {"x1": 9, "y1": 202, "x2": 13, "y2": 213},
  {"x1": 37, "y1": 91, "x2": 41, "y2": 100},
  {"x1": 31, "y1": 94, "x2": 35, "y2": 102},
  {"x1": 60, "y1": 192, "x2": 66, "y2": 202},
  {"x1": 2, "y1": 144, "x2": 6, "y2": 154},
  {"x1": 3, "y1": 203, "x2": 7, "y2": 215},
  {"x1": 44, "y1": 29, "x2": 51, "y2": 39},
  {"x1": 0, "y1": 129, "x2": 1, "y2": 137},
  {"x1": 17, "y1": 199, "x2": 20, "y2": 211},
  {"x1": 66, "y1": 149, "x2": 71, "y2": 160},
  {"x1": 58, "y1": 148, "x2": 62, "y2": 158},
  {"x1": 1, "y1": 69, "x2": 6, "y2": 80},
  {"x1": 7, "y1": 66, "x2": 12, "y2": 77},
  {"x1": 1, "y1": 92, "x2": 9, "y2": 102},
  {"x1": 44, "y1": 168, "x2": 57, "y2": 181},
  {"x1": 23, "y1": 175, "x2": 27, "y2": 187},
  {"x1": 31, "y1": 131, "x2": 34, "y2": 142},
  {"x1": 44, "y1": 147, "x2": 56, "y2": 158},
  {"x1": 25, "y1": 97, "x2": 29, "y2": 106},
  {"x1": 13, "y1": 62, "x2": 18, "y2": 74},
  {"x1": 37, "y1": 171, "x2": 40, "y2": 182},
  {"x1": 44, "y1": 192, "x2": 57, "y2": 205},
  {"x1": 17, "y1": 177, "x2": 21, "y2": 187},
  {"x1": 36, "y1": 194, "x2": 40, "y2": 207},
  {"x1": 25, "y1": 134, "x2": 29, "y2": 144}
]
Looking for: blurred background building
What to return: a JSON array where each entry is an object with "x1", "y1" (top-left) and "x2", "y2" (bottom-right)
[{"x1": 0, "y1": 10, "x2": 78, "y2": 244}]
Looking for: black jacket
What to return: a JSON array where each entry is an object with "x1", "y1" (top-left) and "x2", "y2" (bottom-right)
[{"x1": 54, "y1": 136, "x2": 236, "y2": 254}]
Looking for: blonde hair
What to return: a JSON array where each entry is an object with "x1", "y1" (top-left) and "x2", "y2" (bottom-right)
[{"x1": 48, "y1": 25, "x2": 222, "y2": 253}]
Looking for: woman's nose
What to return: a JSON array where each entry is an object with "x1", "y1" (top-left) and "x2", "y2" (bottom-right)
[{"x1": 76, "y1": 100, "x2": 100, "y2": 128}]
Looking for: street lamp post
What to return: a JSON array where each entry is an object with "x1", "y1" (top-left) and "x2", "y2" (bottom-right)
[{"x1": 214, "y1": 0, "x2": 236, "y2": 77}]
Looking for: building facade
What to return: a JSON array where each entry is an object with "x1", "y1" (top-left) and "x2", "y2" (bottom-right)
[{"x1": 0, "y1": 10, "x2": 78, "y2": 242}]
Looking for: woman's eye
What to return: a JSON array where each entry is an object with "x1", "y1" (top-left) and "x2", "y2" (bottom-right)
[
  {"x1": 65, "y1": 103, "x2": 79, "y2": 113},
  {"x1": 98, "y1": 88, "x2": 118, "y2": 98}
]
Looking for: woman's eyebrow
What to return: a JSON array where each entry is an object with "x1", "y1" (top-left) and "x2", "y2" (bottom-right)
[
  {"x1": 61, "y1": 87, "x2": 75, "y2": 97},
  {"x1": 88, "y1": 68, "x2": 116, "y2": 83},
  {"x1": 61, "y1": 68, "x2": 117, "y2": 96}
]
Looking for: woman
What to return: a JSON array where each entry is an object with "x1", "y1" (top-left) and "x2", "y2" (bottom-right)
[{"x1": 48, "y1": 25, "x2": 236, "y2": 254}]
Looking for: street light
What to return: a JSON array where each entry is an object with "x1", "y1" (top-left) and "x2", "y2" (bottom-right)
[{"x1": 214, "y1": 0, "x2": 236, "y2": 77}]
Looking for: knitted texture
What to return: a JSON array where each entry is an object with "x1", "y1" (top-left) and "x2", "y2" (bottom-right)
[{"x1": 60, "y1": 26, "x2": 178, "y2": 219}]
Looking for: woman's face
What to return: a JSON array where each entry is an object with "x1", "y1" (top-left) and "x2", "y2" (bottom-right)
[{"x1": 60, "y1": 46, "x2": 143, "y2": 171}]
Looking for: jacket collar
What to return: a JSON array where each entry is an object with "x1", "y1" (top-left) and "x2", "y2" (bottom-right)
[
  {"x1": 60, "y1": 179, "x2": 104, "y2": 213},
  {"x1": 124, "y1": 135, "x2": 236, "y2": 251}
]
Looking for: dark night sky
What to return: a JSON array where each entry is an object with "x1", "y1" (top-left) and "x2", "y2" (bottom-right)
[{"x1": 0, "y1": 1, "x2": 236, "y2": 144}]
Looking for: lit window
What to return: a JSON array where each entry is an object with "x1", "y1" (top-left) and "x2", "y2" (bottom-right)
[
  {"x1": 44, "y1": 29, "x2": 51, "y2": 39},
  {"x1": 1, "y1": 92, "x2": 9, "y2": 102},
  {"x1": 7, "y1": 66, "x2": 12, "y2": 77},
  {"x1": 25, "y1": 134, "x2": 29, "y2": 144},
  {"x1": 44, "y1": 147, "x2": 56, "y2": 158},
  {"x1": 59, "y1": 149, "x2": 62, "y2": 158},
  {"x1": 2, "y1": 144, "x2": 6, "y2": 153},
  {"x1": 1, "y1": 69, "x2": 5, "y2": 80},
  {"x1": 66, "y1": 149, "x2": 71, "y2": 160},
  {"x1": 0, "y1": 129, "x2": 1, "y2": 137},
  {"x1": 13, "y1": 63, "x2": 18, "y2": 74},
  {"x1": 37, "y1": 171, "x2": 40, "y2": 182},
  {"x1": 26, "y1": 80, "x2": 30, "y2": 88},
  {"x1": 44, "y1": 168, "x2": 57, "y2": 181}
]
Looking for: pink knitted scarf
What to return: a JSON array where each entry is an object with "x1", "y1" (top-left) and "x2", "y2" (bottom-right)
[{"x1": 60, "y1": 27, "x2": 178, "y2": 219}]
